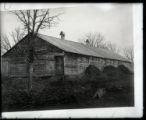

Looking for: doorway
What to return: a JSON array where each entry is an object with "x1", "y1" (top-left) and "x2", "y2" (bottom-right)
[{"x1": 55, "y1": 56, "x2": 64, "y2": 75}]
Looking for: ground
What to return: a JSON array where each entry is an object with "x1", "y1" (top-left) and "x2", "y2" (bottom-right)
[{"x1": 2, "y1": 65, "x2": 134, "y2": 112}]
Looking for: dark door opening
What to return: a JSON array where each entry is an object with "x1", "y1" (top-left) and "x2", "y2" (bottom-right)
[{"x1": 55, "y1": 56, "x2": 64, "y2": 75}]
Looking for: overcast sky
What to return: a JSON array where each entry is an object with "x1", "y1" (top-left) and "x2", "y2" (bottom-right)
[{"x1": 1, "y1": 4, "x2": 133, "y2": 49}]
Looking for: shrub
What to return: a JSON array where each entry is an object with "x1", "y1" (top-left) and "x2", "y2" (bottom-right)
[
  {"x1": 117, "y1": 65, "x2": 133, "y2": 74},
  {"x1": 1, "y1": 76, "x2": 12, "y2": 88},
  {"x1": 83, "y1": 65, "x2": 107, "y2": 82},
  {"x1": 2, "y1": 63, "x2": 134, "y2": 111},
  {"x1": 2, "y1": 88, "x2": 15, "y2": 106},
  {"x1": 9, "y1": 89, "x2": 31, "y2": 105},
  {"x1": 32, "y1": 84, "x2": 77, "y2": 106},
  {"x1": 2, "y1": 87, "x2": 33, "y2": 111},
  {"x1": 103, "y1": 66, "x2": 118, "y2": 76},
  {"x1": 85, "y1": 65, "x2": 101, "y2": 75}
]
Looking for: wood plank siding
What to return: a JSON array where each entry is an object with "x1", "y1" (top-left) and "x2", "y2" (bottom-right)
[
  {"x1": 2, "y1": 36, "x2": 64, "y2": 77},
  {"x1": 64, "y1": 52, "x2": 132, "y2": 75}
]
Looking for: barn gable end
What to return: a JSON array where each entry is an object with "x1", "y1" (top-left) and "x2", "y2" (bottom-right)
[{"x1": 2, "y1": 35, "x2": 64, "y2": 77}]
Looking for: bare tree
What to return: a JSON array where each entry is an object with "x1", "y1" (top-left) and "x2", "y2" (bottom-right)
[
  {"x1": 79, "y1": 32, "x2": 121, "y2": 54},
  {"x1": 103, "y1": 41, "x2": 121, "y2": 54},
  {"x1": 123, "y1": 46, "x2": 134, "y2": 62},
  {"x1": 11, "y1": 9, "x2": 63, "y2": 35},
  {"x1": 1, "y1": 27, "x2": 26, "y2": 55},
  {"x1": 1, "y1": 35, "x2": 12, "y2": 55},
  {"x1": 11, "y1": 9, "x2": 63, "y2": 91},
  {"x1": 10, "y1": 27, "x2": 26, "y2": 44},
  {"x1": 79, "y1": 32, "x2": 105, "y2": 47}
]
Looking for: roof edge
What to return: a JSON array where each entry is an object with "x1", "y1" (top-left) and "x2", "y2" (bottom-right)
[{"x1": 2, "y1": 34, "x2": 28, "y2": 57}]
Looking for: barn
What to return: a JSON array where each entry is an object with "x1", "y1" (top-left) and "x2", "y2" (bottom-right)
[{"x1": 1, "y1": 33, "x2": 132, "y2": 78}]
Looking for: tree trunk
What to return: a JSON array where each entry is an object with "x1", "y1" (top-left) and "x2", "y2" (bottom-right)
[
  {"x1": 26, "y1": 33, "x2": 35, "y2": 92},
  {"x1": 28, "y1": 63, "x2": 33, "y2": 91}
]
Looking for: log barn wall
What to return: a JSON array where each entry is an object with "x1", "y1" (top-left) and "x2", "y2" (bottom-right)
[
  {"x1": 2, "y1": 35, "x2": 133, "y2": 78},
  {"x1": 33, "y1": 37, "x2": 64, "y2": 77},
  {"x1": 64, "y1": 52, "x2": 132, "y2": 75},
  {"x1": 2, "y1": 36, "x2": 29, "y2": 77},
  {"x1": 2, "y1": 37, "x2": 64, "y2": 77}
]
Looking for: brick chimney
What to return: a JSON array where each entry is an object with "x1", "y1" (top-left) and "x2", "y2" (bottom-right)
[{"x1": 60, "y1": 31, "x2": 65, "y2": 40}]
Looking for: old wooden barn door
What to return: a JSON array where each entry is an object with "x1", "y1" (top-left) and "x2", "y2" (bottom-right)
[{"x1": 55, "y1": 56, "x2": 64, "y2": 75}]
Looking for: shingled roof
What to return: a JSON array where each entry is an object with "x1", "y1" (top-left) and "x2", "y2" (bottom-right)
[{"x1": 37, "y1": 33, "x2": 130, "y2": 62}]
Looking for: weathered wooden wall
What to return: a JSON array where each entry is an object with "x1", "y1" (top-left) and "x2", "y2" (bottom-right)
[
  {"x1": 2, "y1": 36, "x2": 64, "y2": 78},
  {"x1": 33, "y1": 38, "x2": 64, "y2": 77},
  {"x1": 2, "y1": 35, "x2": 132, "y2": 78},
  {"x1": 64, "y1": 52, "x2": 132, "y2": 75},
  {"x1": 2, "y1": 36, "x2": 29, "y2": 77},
  {"x1": 1, "y1": 58, "x2": 9, "y2": 77}
]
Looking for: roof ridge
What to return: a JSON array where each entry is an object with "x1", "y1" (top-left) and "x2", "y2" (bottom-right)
[
  {"x1": 37, "y1": 33, "x2": 84, "y2": 45},
  {"x1": 37, "y1": 33, "x2": 130, "y2": 62},
  {"x1": 37, "y1": 33, "x2": 104, "y2": 50},
  {"x1": 37, "y1": 33, "x2": 122, "y2": 55}
]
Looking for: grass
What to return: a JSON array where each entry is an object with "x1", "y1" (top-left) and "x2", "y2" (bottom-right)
[{"x1": 2, "y1": 65, "x2": 134, "y2": 112}]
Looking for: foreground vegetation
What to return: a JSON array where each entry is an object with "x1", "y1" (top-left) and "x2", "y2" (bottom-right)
[{"x1": 2, "y1": 65, "x2": 134, "y2": 112}]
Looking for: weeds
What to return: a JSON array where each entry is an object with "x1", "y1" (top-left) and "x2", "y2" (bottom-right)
[{"x1": 2, "y1": 65, "x2": 134, "y2": 111}]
